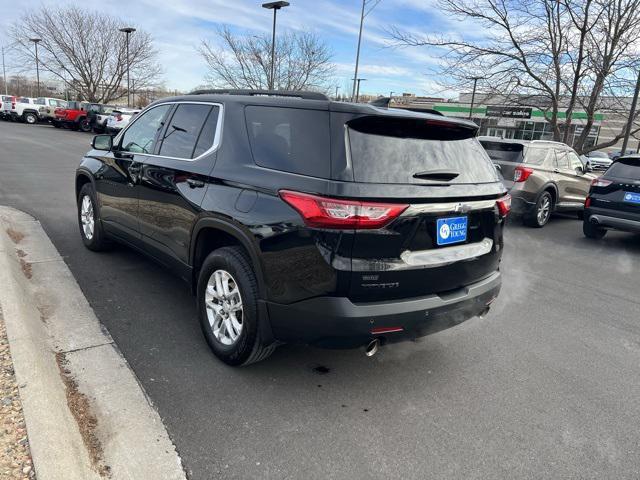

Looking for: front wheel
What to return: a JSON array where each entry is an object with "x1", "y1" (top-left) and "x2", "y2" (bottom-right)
[
  {"x1": 197, "y1": 246, "x2": 276, "y2": 366},
  {"x1": 524, "y1": 191, "x2": 553, "y2": 228},
  {"x1": 583, "y1": 219, "x2": 607, "y2": 239},
  {"x1": 77, "y1": 184, "x2": 111, "y2": 251}
]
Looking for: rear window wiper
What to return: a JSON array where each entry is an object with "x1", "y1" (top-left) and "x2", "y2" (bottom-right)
[{"x1": 413, "y1": 170, "x2": 460, "y2": 181}]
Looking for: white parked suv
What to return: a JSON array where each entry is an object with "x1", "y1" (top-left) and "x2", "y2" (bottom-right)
[{"x1": 105, "y1": 108, "x2": 140, "y2": 133}]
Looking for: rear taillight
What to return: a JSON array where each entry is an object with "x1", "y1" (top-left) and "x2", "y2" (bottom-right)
[
  {"x1": 585, "y1": 197, "x2": 591, "y2": 208},
  {"x1": 514, "y1": 166, "x2": 533, "y2": 182},
  {"x1": 279, "y1": 190, "x2": 408, "y2": 229},
  {"x1": 496, "y1": 194, "x2": 511, "y2": 217},
  {"x1": 591, "y1": 178, "x2": 612, "y2": 187}
]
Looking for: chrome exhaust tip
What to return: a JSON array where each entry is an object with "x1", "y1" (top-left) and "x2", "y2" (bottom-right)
[
  {"x1": 365, "y1": 339, "x2": 380, "y2": 357},
  {"x1": 479, "y1": 306, "x2": 491, "y2": 318}
]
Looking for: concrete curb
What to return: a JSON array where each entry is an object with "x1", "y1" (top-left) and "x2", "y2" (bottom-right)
[{"x1": 0, "y1": 206, "x2": 187, "y2": 480}]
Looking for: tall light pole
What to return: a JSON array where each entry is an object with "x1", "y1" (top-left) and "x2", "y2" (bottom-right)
[
  {"x1": 1, "y1": 46, "x2": 7, "y2": 95},
  {"x1": 29, "y1": 38, "x2": 41, "y2": 97},
  {"x1": 353, "y1": 78, "x2": 366, "y2": 103},
  {"x1": 621, "y1": 69, "x2": 640, "y2": 155},
  {"x1": 335, "y1": 85, "x2": 340, "y2": 100},
  {"x1": 469, "y1": 76, "x2": 483, "y2": 120},
  {"x1": 262, "y1": 1, "x2": 290, "y2": 91},
  {"x1": 351, "y1": 0, "x2": 366, "y2": 101},
  {"x1": 119, "y1": 27, "x2": 136, "y2": 107}
]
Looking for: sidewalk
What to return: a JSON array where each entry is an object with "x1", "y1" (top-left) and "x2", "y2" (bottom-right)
[{"x1": 0, "y1": 206, "x2": 187, "y2": 480}]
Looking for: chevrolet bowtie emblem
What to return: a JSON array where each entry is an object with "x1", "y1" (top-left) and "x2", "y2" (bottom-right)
[{"x1": 454, "y1": 203, "x2": 472, "y2": 213}]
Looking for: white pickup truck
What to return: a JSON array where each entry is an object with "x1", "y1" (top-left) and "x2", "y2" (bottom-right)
[{"x1": 4, "y1": 96, "x2": 65, "y2": 124}]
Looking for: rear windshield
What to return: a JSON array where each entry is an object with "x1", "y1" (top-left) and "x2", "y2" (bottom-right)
[
  {"x1": 245, "y1": 106, "x2": 330, "y2": 178},
  {"x1": 605, "y1": 159, "x2": 640, "y2": 180},
  {"x1": 480, "y1": 141, "x2": 524, "y2": 163},
  {"x1": 348, "y1": 118, "x2": 499, "y2": 184}
]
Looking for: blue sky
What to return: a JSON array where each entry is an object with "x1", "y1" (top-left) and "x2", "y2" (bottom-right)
[{"x1": 1, "y1": 0, "x2": 471, "y2": 97}]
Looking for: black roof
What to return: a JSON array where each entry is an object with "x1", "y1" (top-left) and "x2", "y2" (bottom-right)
[{"x1": 151, "y1": 90, "x2": 479, "y2": 130}]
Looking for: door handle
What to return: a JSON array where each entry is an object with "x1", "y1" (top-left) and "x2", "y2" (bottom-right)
[
  {"x1": 553, "y1": 169, "x2": 560, "y2": 173},
  {"x1": 187, "y1": 178, "x2": 205, "y2": 189}
]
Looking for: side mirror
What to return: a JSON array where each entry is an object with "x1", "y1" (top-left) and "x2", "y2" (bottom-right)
[
  {"x1": 575, "y1": 166, "x2": 585, "y2": 175},
  {"x1": 92, "y1": 134, "x2": 113, "y2": 151},
  {"x1": 585, "y1": 164, "x2": 593, "y2": 173}
]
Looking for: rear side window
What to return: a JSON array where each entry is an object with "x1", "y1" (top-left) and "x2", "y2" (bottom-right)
[
  {"x1": 480, "y1": 141, "x2": 524, "y2": 163},
  {"x1": 245, "y1": 106, "x2": 330, "y2": 178},
  {"x1": 158, "y1": 104, "x2": 214, "y2": 159},
  {"x1": 524, "y1": 146, "x2": 552, "y2": 165},
  {"x1": 555, "y1": 150, "x2": 570, "y2": 169},
  {"x1": 347, "y1": 117, "x2": 498, "y2": 184},
  {"x1": 193, "y1": 107, "x2": 220, "y2": 158},
  {"x1": 606, "y1": 160, "x2": 640, "y2": 180}
]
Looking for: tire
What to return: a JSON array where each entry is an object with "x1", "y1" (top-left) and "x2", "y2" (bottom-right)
[
  {"x1": 576, "y1": 210, "x2": 584, "y2": 220},
  {"x1": 52, "y1": 120, "x2": 61, "y2": 128},
  {"x1": 524, "y1": 191, "x2": 553, "y2": 228},
  {"x1": 583, "y1": 219, "x2": 607, "y2": 239},
  {"x1": 197, "y1": 246, "x2": 276, "y2": 366},
  {"x1": 23, "y1": 112, "x2": 38, "y2": 124},
  {"x1": 77, "y1": 183, "x2": 111, "y2": 251},
  {"x1": 78, "y1": 118, "x2": 92, "y2": 132}
]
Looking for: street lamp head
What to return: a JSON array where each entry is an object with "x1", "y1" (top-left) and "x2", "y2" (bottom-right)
[
  {"x1": 262, "y1": 1, "x2": 290, "y2": 9},
  {"x1": 29, "y1": 38, "x2": 41, "y2": 44},
  {"x1": 119, "y1": 27, "x2": 136, "y2": 34}
]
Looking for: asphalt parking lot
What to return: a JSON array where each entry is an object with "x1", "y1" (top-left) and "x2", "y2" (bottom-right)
[{"x1": 2, "y1": 120, "x2": 640, "y2": 479}]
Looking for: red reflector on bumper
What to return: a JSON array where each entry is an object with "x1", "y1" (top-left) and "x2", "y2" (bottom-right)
[{"x1": 370, "y1": 327, "x2": 404, "y2": 335}]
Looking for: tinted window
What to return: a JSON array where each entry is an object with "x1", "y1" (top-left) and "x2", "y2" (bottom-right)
[
  {"x1": 480, "y1": 141, "x2": 524, "y2": 163},
  {"x1": 120, "y1": 104, "x2": 171, "y2": 154},
  {"x1": 193, "y1": 107, "x2": 220, "y2": 158},
  {"x1": 349, "y1": 129, "x2": 499, "y2": 184},
  {"x1": 18, "y1": 98, "x2": 31, "y2": 104},
  {"x1": 159, "y1": 104, "x2": 213, "y2": 159},
  {"x1": 245, "y1": 106, "x2": 330, "y2": 178},
  {"x1": 605, "y1": 160, "x2": 640, "y2": 180},
  {"x1": 35, "y1": 98, "x2": 45, "y2": 105}
]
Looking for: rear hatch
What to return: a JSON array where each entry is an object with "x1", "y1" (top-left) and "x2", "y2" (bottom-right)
[
  {"x1": 479, "y1": 139, "x2": 525, "y2": 189},
  {"x1": 339, "y1": 113, "x2": 506, "y2": 302},
  {"x1": 591, "y1": 158, "x2": 640, "y2": 217}
]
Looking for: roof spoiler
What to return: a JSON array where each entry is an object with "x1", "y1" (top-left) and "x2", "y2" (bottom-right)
[
  {"x1": 368, "y1": 97, "x2": 445, "y2": 116},
  {"x1": 189, "y1": 89, "x2": 329, "y2": 101}
]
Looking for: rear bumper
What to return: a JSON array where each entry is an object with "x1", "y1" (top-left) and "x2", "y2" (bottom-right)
[
  {"x1": 510, "y1": 191, "x2": 537, "y2": 215},
  {"x1": 586, "y1": 210, "x2": 640, "y2": 233},
  {"x1": 266, "y1": 271, "x2": 501, "y2": 348}
]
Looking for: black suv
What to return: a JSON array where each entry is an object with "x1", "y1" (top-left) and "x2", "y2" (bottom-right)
[
  {"x1": 583, "y1": 155, "x2": 640, "y2": 238},
  {"x1": 75, "y1": 90, "x2": 510, "y2": 366}
]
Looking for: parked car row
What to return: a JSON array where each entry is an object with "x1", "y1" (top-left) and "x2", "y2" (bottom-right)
[
  {"x1": 1, "y1": 95, "x2": 140, "y2": 133},
  {"x1": 478, "y1": 136, "x2": 640, "y2": 240}
]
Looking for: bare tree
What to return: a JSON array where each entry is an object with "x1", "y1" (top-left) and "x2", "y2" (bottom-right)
[
  {"x1": 198, "y1": 27, "x2": 334, "y2": 91},
  {"x1": 389, "y1": 0, "x2": 640, "y2": 153},
  {"x1": 10, "y1": 6, "x2": 161, "y2": 103}
]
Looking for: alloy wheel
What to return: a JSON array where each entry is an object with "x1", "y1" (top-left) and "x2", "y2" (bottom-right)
[
  {"x1": 80, "y1": 195, "x2": 95, "y2": 240},
  {"x1": 205, "y1": 270, "x2": 244, "y2": 346},
  {"x1": 537, "y1": 195, "x2": 551, "y2": 225}
]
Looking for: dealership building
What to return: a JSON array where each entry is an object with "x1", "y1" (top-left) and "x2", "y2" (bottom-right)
[{"x1": 393, "y1": 93, "x2": 638, "y2": 153}]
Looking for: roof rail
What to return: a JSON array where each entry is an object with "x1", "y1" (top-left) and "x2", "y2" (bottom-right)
[{"x1": 188, "y1": 89, "x2": 329, "y2": 101}]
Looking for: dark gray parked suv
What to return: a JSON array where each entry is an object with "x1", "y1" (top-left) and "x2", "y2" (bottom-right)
[{"x1": 480, "y1": 138, "x2": 595, "y2": 227}]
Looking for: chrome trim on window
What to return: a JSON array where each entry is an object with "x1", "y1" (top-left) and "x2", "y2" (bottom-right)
[{"x1": 113, "y1": 101, "x2": 224, "y2": 162}]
